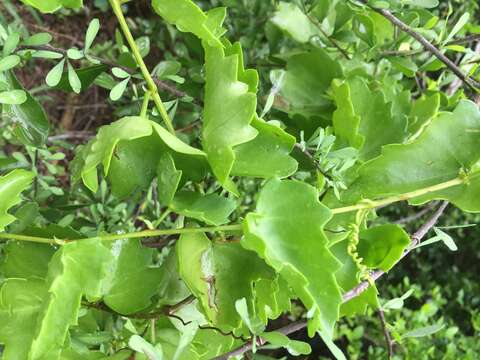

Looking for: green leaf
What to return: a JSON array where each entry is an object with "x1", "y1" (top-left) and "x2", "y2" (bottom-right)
[
  {"x1": 279, "y1": 49, "x2": 342, "y2": 119},
  {"x1": 203, "y1": 42, "x2": 258, "y2": 194},
  {"x1": 0, "y1": 239, "x2": 112, "y2": 359},
  {"x1": 408, "y1": 93, "x2": 441, "y2": 136},
  {"x1": 103, "y1": 239, "x2": 162, "y2": 314},
  {"x1": 262, "y1": 331, "x2": 312, "y2": 356},
  {"x1": 19, "y1": 0, "x2": 83, "y2": 13},
  {"x1": 271, "y1": 2, "x2": 319, "y2": 43},
  {"x1": 0, "y1": 55, "x2": 21, "y2": 72},
  {"x1": 232, "y1": 117, "x2": 298, "y2": 179},
  {"x1": 22, "y1": 33, "x2": 52, "y2": 46},
  {"x1": 129, "y1": 335, "x2": 163, "y2": 360},
  {"x1": 388, "y1": 56, "x2": 418, "y2": 77},
  {"x1": 67, "y1": 62, "x2": 82, "y2": 94},
  {"x1": 243, "y1": 179, "x2": 342, "y2": 337},
  {"x1": 29, "y1": 239, "x2": 111, "y2": 359},
  {"x1": 53, "y1": 64, "x2": 108, "y2": 92},
  {"x1": 416, "y1": 227, "x2": 458, "y2": 251},
  {"x1": 0, "y1": 90, "x2": 27, "y2": 104},
  {"x1": 170, "y1": 191, "x2": 236, "y2": 226},
  {"x1": 347, "y1": 100, "x2": 480, "y2": 212},
  {"x1": 0, "y1": 169, "x2": 35, "y2": 232},
  {"x1": 81, "y1": 116, "x2": 205, "y2": 193},
  {"x1": 109, "y1": 77, "x2": 130, "y2": 101},
  {"x1": 332, "y1": 76, "x2": 407, "y2": 161},
  {"x1": 0, "y1": 278, "x2": 48, "y2": 360},
  {"x1": 46, "y1": 59, "x2": 66, "y2": 87},
  {"x1": 383, "y1": 289, "x2": 414, "y2": 310},
  {"x1": 157, "y1": 152, "x2": 182, "y2": 205},
  {"x1": 444, "y1": 12, "x2": 469, "y2": 44},
  {"x1": 402, "y1": 323, "x2": 445, "y2": 339},
  {"x1": 85, "y1": 18, "x2": 100, "y2": 52},
  {"x1": 3, "y1": 33, "x2": 20, "y2": 55},
  {"x1": 1, "y1": 241, "x2": 55, "y2": 279},
  {"x1": 151, "y1": 0, "x2": 224, "y2": 48},
  {"x1": 357, "y1": 224, "x2": 410, "y2": 271},
  {"x1": 177, "y1": 233, "x2": 282, "y2": 332},
  {"x1": 112, "y1": 67, "x2": 130, "y2": 79},
  {"x1": 81, "y1": 117, "x2": 153, "y2": 192},
  {"x1": 67, "y1": 48, "x2": 84, "y2": 60},
  {"x1": 403, "y1": 0, "x2": 439, "y2": 8},
  {"x1": 7, "y1": 72, "x2": 50, "y2": 147}
]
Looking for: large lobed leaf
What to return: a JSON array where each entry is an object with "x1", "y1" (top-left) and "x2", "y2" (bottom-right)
[
  {"x1": 151, "y1": 0, "x2": 225, "y2": 47},
  {"x1": 348, "y1": 100, "x2": 480, "y2": 212},
  {"x1": 0, "y1": 239, "x2": 112, "y2": 360},
  {"x1": 80, "y1": 116, "x2": 205, "y2": 194},
  {"x1": 332, "y1": 76, "x2": 408, "y2": 161},
  {"x1": 177, "y1": 233, "x2": 288, "y2": 333},
  {"x1": 243, "y1": 179, "x2": 342, "y2": 338},
  {"x1": 102, "y1": 239, "x2": 162, "y2": 314},
  {"x1": 0, "y1": 169, "x2": 35, "y2": 232},
  {"x1": 202, "y1": 42, "x2": 258, "y2": 194}
]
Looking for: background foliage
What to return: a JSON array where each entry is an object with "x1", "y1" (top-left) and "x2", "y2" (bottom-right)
[{"x1": 0, "y1": 0, "x2": 480, "y2": 359}]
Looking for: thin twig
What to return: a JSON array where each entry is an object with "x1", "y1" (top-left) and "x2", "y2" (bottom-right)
[
  {"x1": 47, "y1": 131, "x2": 94, "y2": 142},
  {"x1": 381, "y1": 34, "x2": 480, "y2": 57},
  {"x1": 305, "y1": 13, "x2": 351, "y2": 60},
  {"x1": 393, "y1": 201, "x2": 438, "y2": 224},
  {"x1": 213, "y1": 201, "x2": 449, "y2": 359},
  {"x1": 363, "y1": 2, "x2": 480, "y2": 92},
  {"x1": 378, "y1": 309, "x2": 394, "y2": 359}
]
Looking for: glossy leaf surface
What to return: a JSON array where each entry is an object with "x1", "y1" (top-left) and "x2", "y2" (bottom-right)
[
  {"x1": 243, "y1": 179, "x2": 342, "y2": 337},
  {"x1": 0, "y1": 169, "x2": 34, "y2": 232}
]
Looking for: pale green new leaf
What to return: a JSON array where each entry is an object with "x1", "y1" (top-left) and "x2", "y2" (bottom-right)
[
  {"x1": 271, "y1": 2, "x2": 319, "y2": 43},
  {"x1": 151, "y1": 0, "x2": 224, "y2": 48},
  {"x1": 243, "y1": 179, "x2": 342, "y2": 337},
  {"x1": 0, "y1": 55, "x2": 21, "y2": 72},
  {"x1": 84, "y1": 18, "x2": 100, "y2": 52},
  {"x1": 103, "y1": 239, "x2": 162, "y2": 314},
  {"x1": 19, "y1": 0, "x2": 82, "y2": 13},
  {"x1": 203, "y1": 43, "x2": 258, "y2": 193},
  {"x1": 0, "y1": 90, "x2": 27, "y2": 105},
  {"x1": 348, "y1": 100, "x2": 480, "y2": 212},
  {"x1": 0, "y1": 169, "x2": 35, "y2": 232},
  {"x1": 46, "y1": 59, "x2": 65, "y2": 87}
]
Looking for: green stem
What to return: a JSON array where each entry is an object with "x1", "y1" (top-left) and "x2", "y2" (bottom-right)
[
  {"x1": 331, "y1": 177, "x2": 464, "y2": 214},
  {"x1": 108, "y1": 0, "x2": 176, "y2": 134},
  {"x1": 0, "y1": 233, "x2": 66, "y2": 245},
  {"x1": 0, "y1": 175, "x2": 469, "y2": 246},
  {"x1": 140, "y1": 91, "x2": 151, "y2": 118},
  {"x1": 0, "y1": 224, "x2": 243, "y2": 245}
]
